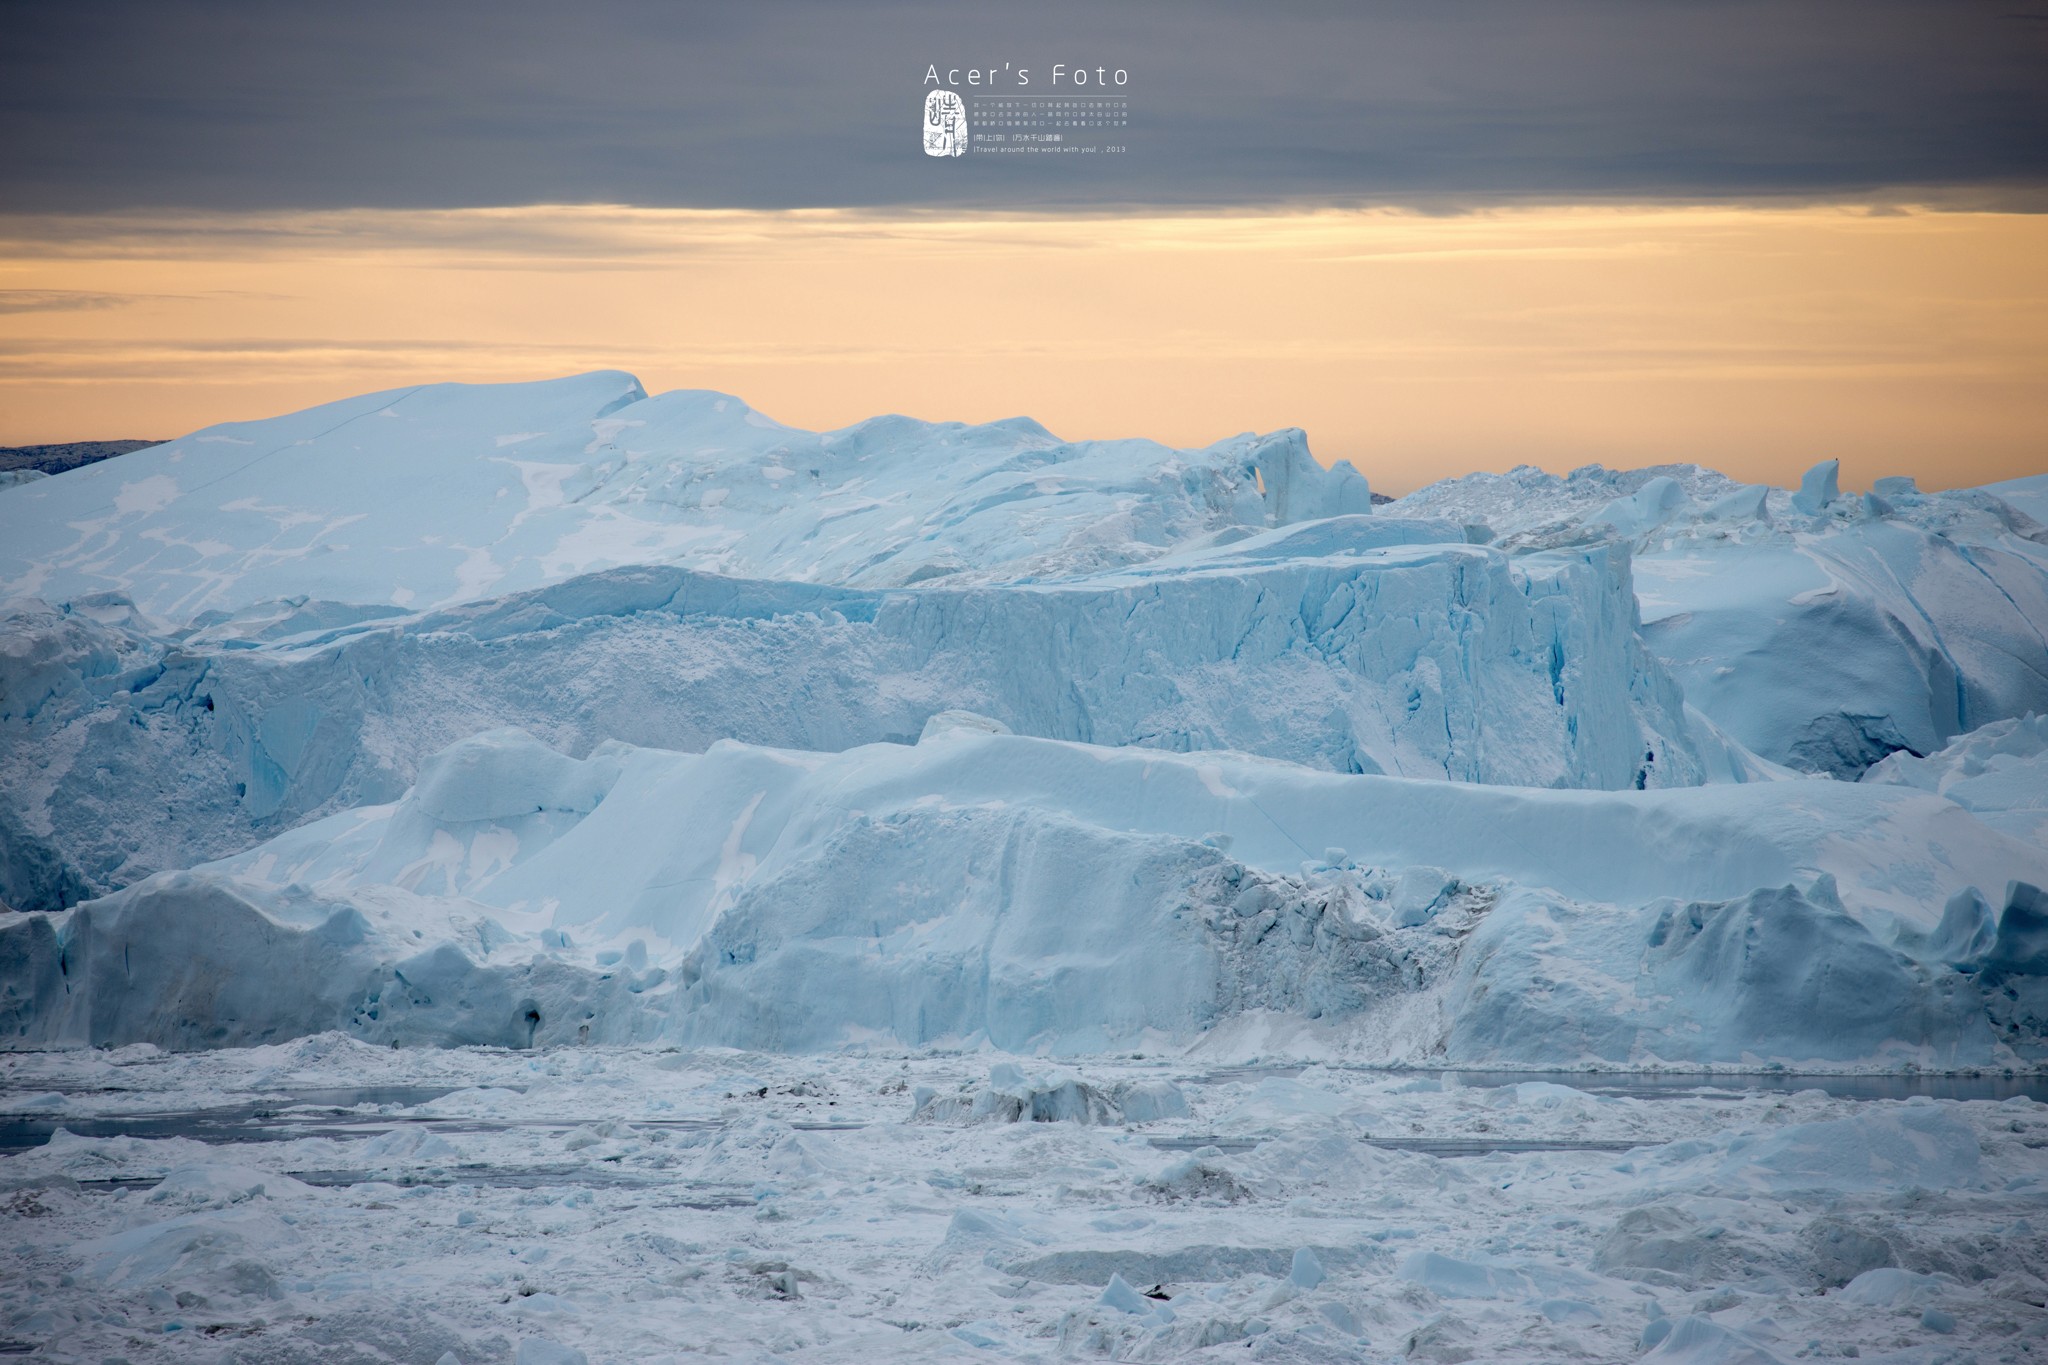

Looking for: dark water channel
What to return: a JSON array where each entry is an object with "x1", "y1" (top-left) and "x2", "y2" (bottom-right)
[
  {"x1": 1195, "y1": 1065, "x2": 2048, "y2": 1104},
  {"x1": 3, "y1": 1070, "x2": 2040, "y2": 1167}
]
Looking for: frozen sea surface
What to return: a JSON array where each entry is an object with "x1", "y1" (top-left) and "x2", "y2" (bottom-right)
[{"x1": 3, "y1": 1040, "x2": 2046, "y2": 1363}]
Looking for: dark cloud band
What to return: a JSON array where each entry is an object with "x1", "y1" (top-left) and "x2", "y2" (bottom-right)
[{"x1": 2, "y1": 0, "x2": 2044, "y2": 212}]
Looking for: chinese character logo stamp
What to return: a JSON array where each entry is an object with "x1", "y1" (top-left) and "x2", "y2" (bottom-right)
[{"x1": 923, "y1": 90, "x2": 967, "y2": 157}]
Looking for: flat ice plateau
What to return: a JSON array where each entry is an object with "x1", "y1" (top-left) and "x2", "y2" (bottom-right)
[{"x1": 2, "y1": 372, "x2": 2047, "y2": 1360}]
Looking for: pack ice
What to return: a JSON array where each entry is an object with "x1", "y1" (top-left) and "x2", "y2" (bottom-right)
[{"x1": 2, "y1": 372, "x2": 2045, "y2": 1068}]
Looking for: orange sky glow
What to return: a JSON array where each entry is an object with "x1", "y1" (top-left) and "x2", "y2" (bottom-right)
[{"x1": 0, "y1": 203, "x2": 2041, "y2": 494}]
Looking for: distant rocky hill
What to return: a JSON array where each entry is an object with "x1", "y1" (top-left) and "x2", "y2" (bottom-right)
[{"x1": 0, "y1": 439, "x2": 161, "y2": 476}]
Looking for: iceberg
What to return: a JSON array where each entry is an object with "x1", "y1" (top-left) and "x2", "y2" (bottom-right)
[
  {"x1": 6, "y1": 724, "x2": 2042, "y2": 1063},
  {"x1": 1393, "y1": 461, "x2": 2048, "y2": 775},
  {"x1": 1, "y1": 373, "x2": 2043, "y2": 1073},
  {"x1": 1861, "y1": 712, "x2": 2048, "y2": 843},
  {"x1": 0, "y1": 372, "x2": 1388, "y2": 620},
  {"x1": 1, "y1": 520, "x2": 1715, "y2": 911}
]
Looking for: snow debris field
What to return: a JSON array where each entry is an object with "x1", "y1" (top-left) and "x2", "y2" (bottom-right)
[{"x1": 2, "y1": 372, "x2": 2046, "y2": 1361}]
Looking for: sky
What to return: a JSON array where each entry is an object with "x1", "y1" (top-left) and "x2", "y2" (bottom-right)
[{"x1": 1, "y1": 0, "x2": 2044, "y2": 491}]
